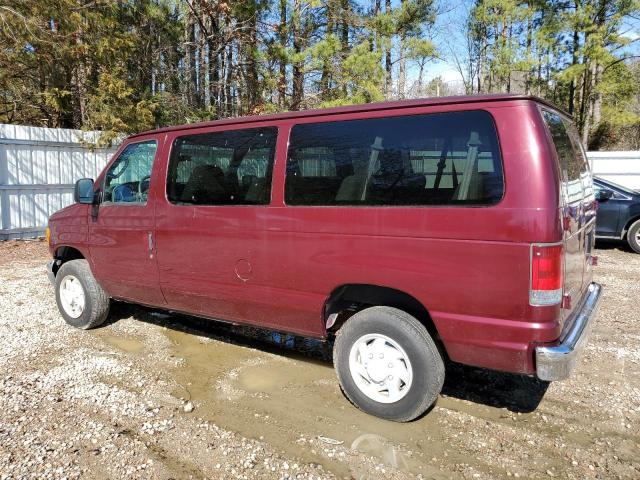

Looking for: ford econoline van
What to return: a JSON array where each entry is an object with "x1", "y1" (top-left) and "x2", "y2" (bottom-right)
[{"x1": 46, "y1": 94, "x2": 602, "y2": 421}]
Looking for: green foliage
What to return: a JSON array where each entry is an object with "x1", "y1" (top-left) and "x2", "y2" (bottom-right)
[
  {"x1": 589, "y1": 61, "x2": 640, "y2": 149},
  {"x1": 320, "y1": 41, "x2": 386, "y2": 106},
  {"x1": 84, "y1": 69, "x2": 157, "y2": 146},
  {"x1": 2, "y1": 0, "x2": 639, "y2": 149},
  {"x1": 405, "y1": 38, "x2": 436, "y2": 61},
  {"x1": 467, "y1": 0, "x2": 640, "y2": 147}
]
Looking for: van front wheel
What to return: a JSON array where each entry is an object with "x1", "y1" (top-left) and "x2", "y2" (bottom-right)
[
  {"x1": 55, "y1": 259, "x2": 110, "y2": 329},
  {"x1": 333, "y1": 306, "x2": 444, "y2": 422}
]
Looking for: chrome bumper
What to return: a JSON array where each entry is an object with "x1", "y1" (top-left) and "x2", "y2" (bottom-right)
[
  {"x1": 536, "y1": 282, "x2": 603, "y2": 381},
  {"x1": 46, "y1": 260, "x2": 57, "y2": 285}
]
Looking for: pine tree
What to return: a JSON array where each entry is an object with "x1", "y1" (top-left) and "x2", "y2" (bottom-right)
[{"x1": 3, "y1": 0, "x2": 639, "y2": 149}]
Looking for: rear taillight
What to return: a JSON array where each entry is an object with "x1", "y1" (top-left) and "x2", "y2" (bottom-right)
[{"x1": 530, "y1": 244, "x2": 563, "y2": 306}]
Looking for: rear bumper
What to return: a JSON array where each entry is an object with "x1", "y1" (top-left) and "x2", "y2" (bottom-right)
[{"x1": 535, "y1": 282, "x2": 603, "y2": 381}]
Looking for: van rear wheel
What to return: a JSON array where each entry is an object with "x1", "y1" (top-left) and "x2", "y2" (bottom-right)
[
  {"x1": 627, "y1": 220, "x2": 640, "y2": 254},
  {"x1": 55, "y1": 259, "x2": 110, "y2": 329},
  {"x1": 333, "y1": 306, "x2": 444, "y2": 422}
]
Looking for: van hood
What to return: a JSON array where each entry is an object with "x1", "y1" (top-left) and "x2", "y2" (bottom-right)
[{"x1": 48, "y1": 203, "x2": 88, "y2": 224}]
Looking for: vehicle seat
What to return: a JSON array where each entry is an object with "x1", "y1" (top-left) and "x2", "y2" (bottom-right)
[
  {"x1": 335, "y1": 173, "x2": 368, "y2": 202},
  {"x1": 180, "y1": 165, "x2": 226, "y2": 204},
  {"x1": 244, "y1": 176, "x2": 268, "y2": 203},
  {"x1": 112, "y1": 184, "x2": 136, "y2": 203},
  {"x1": 335, "y1": 151, "x2": 370, "y2": 202}
]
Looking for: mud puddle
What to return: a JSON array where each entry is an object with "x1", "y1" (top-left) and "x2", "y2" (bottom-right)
[
  {"x1": 92, "y1": 308, "x2": 543, "y2": 478},
  {"x1": 100, "y1": 334, "x2": 146, "y2": 354},
  {"x1": 157, "y1": 323, "x2": 459, "y2": 478}
]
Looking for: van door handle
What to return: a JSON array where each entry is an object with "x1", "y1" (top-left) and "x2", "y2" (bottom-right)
[{"x1": 147, "y1": 232, "x2": 154, "y2": 258}]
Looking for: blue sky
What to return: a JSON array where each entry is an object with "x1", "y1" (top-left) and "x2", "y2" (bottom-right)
[{"x1": 425, "y1": 0, "x2": 472, "y2": 83}]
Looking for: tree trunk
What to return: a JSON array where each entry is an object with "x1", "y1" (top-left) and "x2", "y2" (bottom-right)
[
  {"x1": 244, "y1": 1, "x2": 260, "y2": 113},
  {"x1": 591, "y1": 62, "x2": 603, "y2": 129},
  {"x1": 278, "y1": 0, "x2": 287, "y2": 108},
  {"x1": 225, "y1": 44, "x2": 233, "y2": 116},
  {"x1": 340, "y1": 0, "x2": 349, "y2": 96},
  {"x1": 525, "y1": 14, "x2": 532, "y2": 94},
  {"x1": 71, "y1": 20, "x2": 87, "y2": 128},
  {"x1": 476, "y1": 28, "x2": 484, "y2": 94},
  {"x1": 568, "y1": 0, "x2": 580, "y2": 114},
  {"x1": 398, "y1": 0, "x2": 406, "y2": 100},
  {"x1": 398, "y1": 38, "x2": 405, "y2": 98},
  {"x1": 208, "y1": 13, "x2": 220, "y2": 116},
  {"x1": 291, "y1": 0, "x2": 303, "y2": 110},
  {"x1": 568, "y1": 27, "x2": 579, "y2": 114},
  {"x1": 580, "y1": 64, "x2": 592, "y2": 144},
  {"x1": 371, "y1": 0, "x2": 380, "y2": 52},
  {"x1": 590, "y1": 0, "x2": 607, "y2": 131},
  {"x1": 384, "y1": 0, "x2": 392, "y2": 97},
  {"x1": 320, "y1": 0, "x2": 334, "y2": 100},
  {"x1": 220, "y1": 39, "x2": 226, "y2": 114},
  {"x1": 185, "y1": 10, "x2": 196, "y2": 107},
  {"x1": 198, "y1": 18, "x2": 207, "y2": 108}
]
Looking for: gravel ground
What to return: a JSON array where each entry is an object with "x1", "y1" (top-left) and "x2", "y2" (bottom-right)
[{"x1": 0, "y1": 239, "x2": 638, "y2": 479}]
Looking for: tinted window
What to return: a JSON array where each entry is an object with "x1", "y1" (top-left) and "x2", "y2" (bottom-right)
[
  {"x1": 284, "y1": 111, "x2": 503, "y2": 206},
  {"x1": 542, "y1": 110, "x2": 588, "y2": 183},
  {"x1": 542, "y1": 110, "x2": 592, "y2": 203},
  {"x1": 103, "y1": 140, "x2": 157, "y2": 204},
  {"x1": 167, "y1": 127, "x2": 277, "y2": 205}
]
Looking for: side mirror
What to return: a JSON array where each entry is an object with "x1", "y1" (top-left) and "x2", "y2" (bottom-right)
[
  {"x1": 595, "y1": 189, "x2": 614, "y2": 202},
  {"x1": 74, "y1": 178, "x2": 95, "y2": 204}
]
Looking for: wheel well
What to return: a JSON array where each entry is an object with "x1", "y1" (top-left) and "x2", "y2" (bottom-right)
[
  {"x1": 324, "y1": 284, "x2": 441, "y2": 344},
  {"x1": 54, "y1": 246, "x2": 85, "y2": 264}
]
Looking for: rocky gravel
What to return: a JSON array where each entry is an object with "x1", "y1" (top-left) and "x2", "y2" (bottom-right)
[{"x1": 0, "y1": 239, "x2": 639, "y2": 479}]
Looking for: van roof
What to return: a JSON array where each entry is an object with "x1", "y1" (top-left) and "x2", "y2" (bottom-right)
[{"x1": 130, "y1": 94, "x2": 566, "y2": 139}]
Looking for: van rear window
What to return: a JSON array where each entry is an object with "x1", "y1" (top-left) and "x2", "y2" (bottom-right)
[{"x1": 284, "y1": 110, "x2": 504, "y2": 206}]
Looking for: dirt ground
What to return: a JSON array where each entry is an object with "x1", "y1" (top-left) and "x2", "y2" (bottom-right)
[{"x1": 0, "y1": 240, "x2": 638, "y2": 480}]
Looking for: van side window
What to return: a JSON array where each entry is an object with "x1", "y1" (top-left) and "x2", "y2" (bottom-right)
[
  {"x1": 542, "y1": 110, "x2": 591, "y2": 203},
  {"x1": 103, "y1": 140, "x2": 157, "y2": 204},
  {"x1": 284, "y1": 110, "x2": 503, "y2": 206},
  {"x1": 167, "y1": 127, "x2": 277, "y2": 205},
  {"x1": 542, "y1": 110, "x2": 590, "y2": 182}
]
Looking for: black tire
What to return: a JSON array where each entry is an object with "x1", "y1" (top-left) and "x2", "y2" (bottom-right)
[
  {"x1": 55, "y1": 259, "x2": 110, "y2": 329},
  {"x1": 627, "y1": 220, "x2": 640, "y2": 254},
  {"x1": 333, "y1": 306, "x2": 444, "y2": 422}
]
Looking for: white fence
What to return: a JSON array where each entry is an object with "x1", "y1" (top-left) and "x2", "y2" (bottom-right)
[
  {"x1": 1, "y1": 123, "x2": 638, "y2": 240},
  {"x1": 588, "y1": 151, "x2": 640, "y2": 190},
  {"x1": 0, "y1": 124, "x2": 117, "y2": 239}
]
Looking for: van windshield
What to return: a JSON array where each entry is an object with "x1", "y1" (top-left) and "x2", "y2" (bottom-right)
[{"x1": 285, "y1": 110, "x2": 504, "y2": 206}]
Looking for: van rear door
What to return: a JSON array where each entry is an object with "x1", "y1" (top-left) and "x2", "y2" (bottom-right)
[{"x1": 541, "y1": 109, "x2": 596, "y2": 323}]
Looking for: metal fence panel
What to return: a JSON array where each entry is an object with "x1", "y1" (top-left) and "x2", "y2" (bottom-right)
[
  {"x1": 587, "y1": 151, "x2": 640, "y2": 190},
  {"x1": 0, "y1": 124, "x2": 117, "y2": 239}
]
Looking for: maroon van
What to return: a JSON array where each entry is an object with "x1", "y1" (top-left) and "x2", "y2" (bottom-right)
[{"x1": 46, "y1": 94, "x2": 602, "y2": 421}]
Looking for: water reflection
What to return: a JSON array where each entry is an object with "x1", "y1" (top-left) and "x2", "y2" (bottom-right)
[
  {"x1": 109, "y1": 302, "x2": 333, "y2": 362},
  {"x1": 110, "y1": 302, "x2": 548, "y2": 414},
  {"x1": 351, "y1": 433, "x2": 410, "y2": 472}
]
